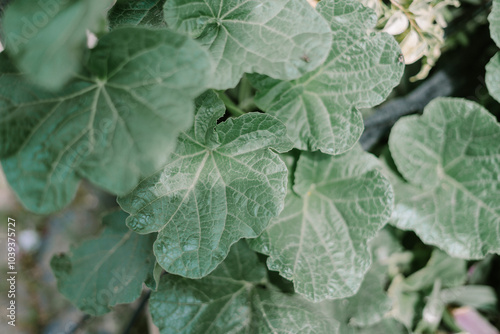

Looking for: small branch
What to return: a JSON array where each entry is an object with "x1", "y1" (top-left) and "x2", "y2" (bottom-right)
[
  {"x1": 216, "y1": 91, "x2": 246, "y2": 117},
  {"x1": 122, "y1": 290, "x2": 151, "y2": 334},
  {"x1": 361, "y1": 70, "x2": 453, "y2": 150}
]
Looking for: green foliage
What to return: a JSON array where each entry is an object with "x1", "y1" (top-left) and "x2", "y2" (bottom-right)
[
  {"x1": 119, "y1": 91, "x2": 293, "y2": 278},
  {"x1": 3, "y1": 0, "x2": 114, "y2": 90},
  {"x1": 149, "y1": 241, "x2": 339, "y2": 334},
  {"x1": 50, "y1": 211, "x2": 156, "y2": 315},
  {"x1": 250, "y1": 0, "x2": 404, "y2": 154},
  {"x1": 1, "y1": 27, "x2": 211, "y2": 213},
  {"x1": 0, "y1": 0, "x2": 498, "y2": 332},
  {"x1": 248, "y1": 146, "x2": 393, "y2": 301},
  {"x1": 389, "y1": 98, "x2": 500, "y2": 258},
  {"x1": 164, "y1": 0, "x2": 333, "y2": 89},
  {"x1": 108, "y1": 0, "x2": 166, "y2": 28}
]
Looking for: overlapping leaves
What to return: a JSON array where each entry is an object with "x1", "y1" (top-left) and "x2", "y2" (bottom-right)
[
  {"x1": 109, "y1": 0, "x2": 166, "y2": 28},
  {"x1": 249, "y1": 0, "x2": 404, "y2": 154},
  {"x1": 249, "y1": 146, "x2": 394, "y2": 301},
  {"x1": 486, "y1": 0, "x2": 500, "y2": 103},
  {"x1": 118, "y1": 91, "x2": 293, "y2": 278},
  {"x1": 389, "y1": 98, "x2": 500, "y2": 258},
  {"x1": 50, "y1": 211, "x2": 156, "y2": 315},
  {"x1": 149, "y1": 241, "x2": 339, "y2": 334},
  {"x1": 0, "y1": 27, "x2": 211, "y2": 213},
  {"x1": 164, "y1": 0, "x2": 332, "y2": 89},
  {"x1": 2, "y1": 0, "x2": 114, "y2": 90}
]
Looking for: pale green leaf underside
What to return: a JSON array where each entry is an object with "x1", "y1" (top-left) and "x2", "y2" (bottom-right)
[
  {"x1": 50, "y1": 211, "x2": 156, "y2": 315},
  {"x1": 249, "y1": 0, "x2": 404, "y2": 155},
  {"x1": 118, "y1": 91, "x2": 293, "y2": 279},
  {"x1": 486, "y1": 53, "x2": 500, "y2": 104},
  {"x1": 248, "y1": 146, "x2": 394, "y2": 301},
  {"x1": 389, "y1": 98, "x2": 500, "y2": 258},
  {"x1": 164, "y1": 0, "x2": 332, "y2": 89},
  {"x1": 109, "y1": 0, "x2": 166, "y2": 28},
  {"x1": 2, "y1": 0, "x2": 113, "y2": 90},
  {"x1": 149, "y1": 241, "x2": 339, "y2": 334},
  {"x1": 0, "y1": 27, "x2": 211, "y2": 214}
]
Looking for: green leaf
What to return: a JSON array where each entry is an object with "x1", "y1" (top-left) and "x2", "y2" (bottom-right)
[
  {"x1": 485, "y1": 53, "x2": 500, "y2": 103},
  {"x1": 489, "y1": 0, "x2": 500, "y2": 48},
  {"x1": 108, "y1": 0, "x2": 166, "y2": 28},
  {"x1": 317, "y1": 229, "x2": 403, "y2": 332},
  {"x1": 248, "y1": 146, "x2": 394, "y2": 301},
  {"x1": 325, "y1": 230, "x2": 401, "y2": 328},
  {"x1": 327, "y1": 265, "x2": 391, "y2": 327},
  {"x1": 149, "y1": 241, "x2": 339, "y2": 334},
  {"x1": 50, "y1": 211, "x2": 156, "y2": 316},
  {"x1": 118, "y1": 91, "x2": 294, "y2": 278},
  {"x1": 164, "y1": 0, "x2": 332, "y2": 89},
  {"x1": 388, "y1": 98, "x2": 500, "y2": 259},
  {"x1": 249, "y1": 0, "x2": 404, "y2": 154},
  {"x1": 1, "y1": 27, "x2": 211, "y2": 214},
  {"x1": 2, "y1": 0, "x2": 113, "y2": 90}
]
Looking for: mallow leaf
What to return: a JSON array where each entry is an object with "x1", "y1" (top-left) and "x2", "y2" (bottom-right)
[
  {"x1": 248, "y1": 146, "x2": 394, "y2": 301},
  {"x1": 249, "y1": 0, "x2": 404, "y2": 155},
  {"x1": 489, "y1": 0, "x2": 500, "y2": 48},
  {"x1": 0, "y1": 27, "x2": 211, "y2": 214},
  {"x1": 149, "y1": 241, "x2": 339, "y2": 334},
  {"x1": 164, "y1": 0, "x2": 332, "y2": 89},
  {"x1": 486, "y1": 0, "x2": 500, "y2": 102},
  {"x1": 109, "y1": 0, "x2": 166, "y2": 28},
  {"x1": 389, "y1": 98, "x2": 500, "y2": 258},
  {"x1": 50, "y1": 211, "x2": 156, "y2": 316},
  {"x1": 118, "y1": 91, "x2": 294, "y2": 278},
  {"x1": 327, "y1": 264, "x2": 391, "y2": 327},
  {"x1": 2, "y1": 0, "x2": 113, "y2": 90},
  {"x1": 325, "y1": 230, "x2": 401, "y2": 328},
  {"x1": 486, "y1": 53, "x2": 500, "y2": 103}
]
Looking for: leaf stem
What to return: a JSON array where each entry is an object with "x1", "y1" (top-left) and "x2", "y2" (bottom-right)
[{"x1": 216, "y1": 91, "x2": 246, "y2": 117}]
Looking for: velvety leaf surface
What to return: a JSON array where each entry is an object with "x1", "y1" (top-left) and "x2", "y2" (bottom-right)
[
  {"x1": 2, "y1": 0, "x2": 113, "y2": 90},
  {"x1": 389, "y1": 98, "x2": 500, "y2": 258},
  {"x1": 0, "y1": 27, "x2": 211, "y2": 214},
  {"x1": 248, "y1": 146, "x2": 394, "y2": 301},
  {"x1": 50, "y1": 211, "x2": 156, "y2": 315},
  {"x1": 149, "y1": 241, "x2": 339, "y2": 334},
  {"x1": 118, "y1": 91, "x2": 293, "y2": 278},
  {"x1": 109, "y1": 0, "x2": 166, "y2": 28},
  {"x1": 164, "y1": 0, "x2": 332, "y2": 89},
  {"x1": 249, "y1": 0, "x2": 404, "y2": 154}
]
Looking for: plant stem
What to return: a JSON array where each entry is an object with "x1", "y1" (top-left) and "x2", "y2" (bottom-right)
[
  {"x1": 122, "y1": 290, "x2": 151, "y2": 334},
  {"x1": 238, "y1": 75, "x2": 253, "y2": 105},
  {"x1": 216, "y1": 91, "x2": 246, "y2": 117}
]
